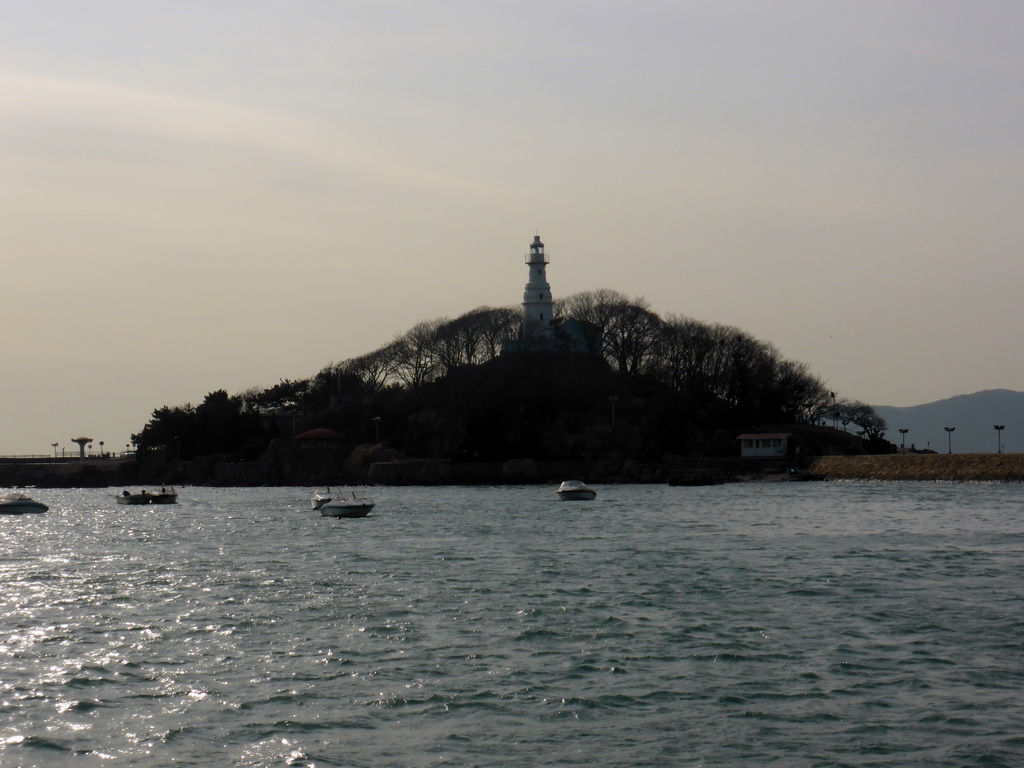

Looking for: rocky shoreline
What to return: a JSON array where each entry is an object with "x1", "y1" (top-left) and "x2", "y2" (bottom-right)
[
  {"x1": 811, "y1": 453, "x2": 1024, "y2": 482},
  {"x1": 6, "y1": 451, "x2": 1023, "y2": 488}
]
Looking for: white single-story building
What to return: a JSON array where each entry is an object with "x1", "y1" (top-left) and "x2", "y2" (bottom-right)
[{"x1": 737, "y1": 433, "x2": 792, "y2": 458}]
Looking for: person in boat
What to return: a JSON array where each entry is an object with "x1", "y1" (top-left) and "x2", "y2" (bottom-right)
[{"x1": 122, "y1": 490, "x2": 130, "y2": 497}]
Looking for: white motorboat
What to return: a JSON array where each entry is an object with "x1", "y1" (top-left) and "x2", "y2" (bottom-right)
[
  {"x1": 555, "y1": 480, "x2": 597, "y2": 501},
  {"x1": 310, "y1": 489, "x2": 332, "y2": 510},
  {"x1": 319, "y1": 490, "x2": 375, "y2": 518},
  {"x1": 0, "y1": 491, "x2": 48, "y2": 513}
]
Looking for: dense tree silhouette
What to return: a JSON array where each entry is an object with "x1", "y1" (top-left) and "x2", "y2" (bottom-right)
[{"x1": 132, "y1": 292, "x2": 878, "y2": 463}]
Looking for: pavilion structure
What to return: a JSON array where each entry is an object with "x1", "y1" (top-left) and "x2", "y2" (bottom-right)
[{"x1": 71, "y1": 437, "x2": 92, "y2": 459}]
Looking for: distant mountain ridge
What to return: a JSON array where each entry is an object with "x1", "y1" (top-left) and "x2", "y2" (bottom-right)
[{"x1": 873, "y1": 389, "x2": 1024, "y2": 454}]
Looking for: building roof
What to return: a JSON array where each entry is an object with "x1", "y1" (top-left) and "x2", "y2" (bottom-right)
[{"x1": 737, "y1": 433, "x2": 792, "y2": 440}]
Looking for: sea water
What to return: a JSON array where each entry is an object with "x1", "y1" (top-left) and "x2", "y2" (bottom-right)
[{"x1": 1, "y1": 482, "x2": 1022, "y2": 767}]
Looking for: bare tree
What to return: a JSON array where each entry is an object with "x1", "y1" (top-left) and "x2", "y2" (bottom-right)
[
  {"x1": 556, "y1": 288, "x2": 630, "y2": 356},
  {"x1": 653, "y1": 315, "x2": 716, "y2": 395},
  {"x1": 603, "y1": 299, "x2": 663, "y2": 376},
  {"x1": 236, "y1": 386, "x2": 264, "y2": 414},
  {"x1": 717, "y1": 330, "x2": 779, "y2": 410},
  {"x1": 340, "y1": 341, "x2": 404, "y2": 392},
  {"x1": 651, "y1": 315, "x2": 829, "y2": 421},
  {"x1": 775, "y1": 360, "x2": 830, "y2": 422},
  {"x1": 433, "y1": 306, "x2": 522, "y2": 374},
  {"x1": 393, "y1": 319, "x2": 443, "y2": 389},
  {"x1": 834, "y1": 399, "x2": 887, "y2": 441},
  {"x1": 474, "y1": 306, "x2": 521, "y2": 359},
  {"x1": 432, "y1": 316, "x2": 462, "y2": 377},
  {"x1": 558, "y1": 289, "x2": 664, "y2": 372}
]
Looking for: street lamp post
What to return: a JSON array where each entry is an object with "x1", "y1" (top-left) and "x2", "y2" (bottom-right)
[
  {"x1": 995, "y1": 425, "x2": 1005, "y2": 454},
  {"x1": 899, "y1": 428, "x2": 908, "y2": 453},
  {"x1": 371, "y1": 416, "x2": 381, "y2": 444},
  {"x1": 51, "y1": 442, "x2": 58, "y2": 457},
  {"x1": 944, "y1": 427, "x2": 956, "y2": 454},
  {"x1": 609, "y1": 396, "x2": 618, "y2": 425}
]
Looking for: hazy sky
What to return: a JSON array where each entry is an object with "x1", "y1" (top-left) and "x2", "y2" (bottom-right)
[{"x1": 3, "y1": 1, "x2": 1023, "y2": 456}]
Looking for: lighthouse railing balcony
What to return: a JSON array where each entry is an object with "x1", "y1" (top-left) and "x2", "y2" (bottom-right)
[{"x1": 525, "y1": 252, "x2": 550, "y2": 264}]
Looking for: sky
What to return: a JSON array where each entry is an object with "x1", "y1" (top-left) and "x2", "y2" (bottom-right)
[{"x1": 2, "y1": 1, "x2": 1023, "y2": 457}]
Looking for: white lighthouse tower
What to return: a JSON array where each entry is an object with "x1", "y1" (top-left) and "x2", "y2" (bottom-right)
[{"x1": 522, "y1": 234, "x2": 553, "y2": 340}]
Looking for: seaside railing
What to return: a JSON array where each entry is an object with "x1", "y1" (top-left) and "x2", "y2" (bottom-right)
[{"x1": 0, "y1": 454, "x2": 131, "y2": 464}]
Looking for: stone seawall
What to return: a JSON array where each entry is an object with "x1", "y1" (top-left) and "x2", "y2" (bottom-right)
[
  {"x1": 810, "y1": 454, "x2": 1024, "y2": 482},
  {"x1": 16, "y1": 452, "x2": 1022, "y2": 487}
]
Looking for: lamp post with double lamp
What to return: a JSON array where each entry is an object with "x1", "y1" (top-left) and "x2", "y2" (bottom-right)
[
  {"x1": 995, "y1": 425, "x2": 1005, "y2": 454},
  {"x1": 51, "y1": 442, "x2": 58, "y2": 457},
  {"x1": 899, "y1": 428, "x2": 909, "y2": 453},
  {"x1": 944, "y1": 426, "x2": 956, "y2": 454}
]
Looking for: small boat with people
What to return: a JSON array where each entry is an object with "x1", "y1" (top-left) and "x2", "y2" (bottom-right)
[
  {"x1": 116, "y1": 487, "x2": 178, "y2": 505},
  {"x1": 0, "y1": 491, "x2": 48, "y2": 513},
  {"x1": 555, "y1": 480, "x2": 597, "y2": 501},
  {"x1": 786, "y1": 468, "x2": 826, "y2": 482},
  {"x1": 318, "y1": 490, "x2": 375, "y2": 518}
]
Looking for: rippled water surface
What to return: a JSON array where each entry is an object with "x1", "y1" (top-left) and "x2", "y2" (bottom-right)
[{"x1": 2, "y1": 482, "x2": 1023, "y2": 767}]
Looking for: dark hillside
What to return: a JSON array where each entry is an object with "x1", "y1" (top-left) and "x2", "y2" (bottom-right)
[
  {"x1": 124, "y1": 296, "x2": 879, "y2": 484},
  {"x1": 290, "y1": 352, "x2": 815, "y2": 465}
]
